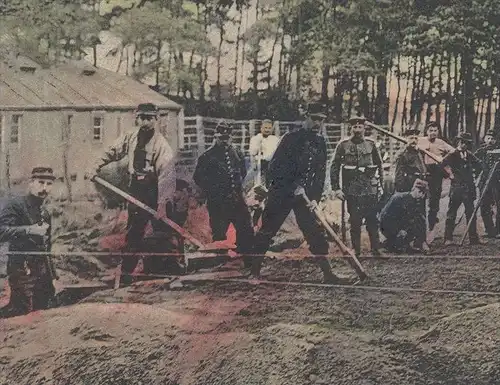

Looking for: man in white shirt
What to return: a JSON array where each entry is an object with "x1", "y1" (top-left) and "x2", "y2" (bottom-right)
[
  {"x1": 417, "y1": 121, "x2": 455, "y2": 230},
  {"x1": 249, "y1": 119, "x2": 280, "y2": 188}
]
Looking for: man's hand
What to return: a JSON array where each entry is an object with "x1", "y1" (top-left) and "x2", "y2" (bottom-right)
[
  {"x1": 334, "y1": 189, "x2": 345, "y2": 200},
  {"x1": 307, "y1": 199, "x2": 319, "y2": 212},
  {"x1": 397, "y1": 229, "x2": 408, "y2": 238},
  {"x1": 156, "y1": 201, "x2": 173, "y2": 221},
  {"x1": 84, "y1": 167, "x2": 100, "y2": 181},
  {"x1": 27, "y1": 223, "x2": 50, "y2": 237},
  {"x1": 294, "y1": 185, "x2": 306, "y2": 197}
]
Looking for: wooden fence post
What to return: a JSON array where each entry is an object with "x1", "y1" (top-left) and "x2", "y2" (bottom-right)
[{"x1": 195, "y1": 115, "x2": 204, "y2": 157}]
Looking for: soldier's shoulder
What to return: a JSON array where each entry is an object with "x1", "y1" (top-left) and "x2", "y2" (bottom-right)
[{"x1": 0, "y1": 194, "x2": 25, "y2": 211}]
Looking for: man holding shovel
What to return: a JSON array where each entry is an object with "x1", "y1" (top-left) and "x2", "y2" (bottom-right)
[{"x1": 86, "y1": 103, "x2": 176, "y2": 286}]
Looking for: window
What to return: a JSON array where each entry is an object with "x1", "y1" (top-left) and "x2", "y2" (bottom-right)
[
  {"x1": 93, "y1": 116, "x2": 103, "y2": 141},
  {"x1": 10, "y1": 114, "x2": 21, "y2": 144}
]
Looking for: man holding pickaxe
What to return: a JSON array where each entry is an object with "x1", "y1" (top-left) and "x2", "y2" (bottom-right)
[
  {"x1": 251, "y1": 105, "x2": 344, "y2": 283},
  {"x1": 86, "y1": 103, "x2": 177, "y2": 286}
]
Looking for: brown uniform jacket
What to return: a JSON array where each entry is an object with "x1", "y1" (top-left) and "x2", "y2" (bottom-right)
[
  {"x1": 94, "y1": 129, "x2": 176, "y2": 207},
  {"x1": 394, "y1": 146, "x2": 427, "y2": 192}
]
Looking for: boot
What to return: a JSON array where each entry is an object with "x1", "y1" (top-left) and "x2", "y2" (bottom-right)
[{"x1": 316, "y1": 258, "x2": 340, "y2": 284}]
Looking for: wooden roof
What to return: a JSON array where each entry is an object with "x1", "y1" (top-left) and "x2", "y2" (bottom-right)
[{"x1": 0, "y1": 58, "x2": 181, "y2": 111}]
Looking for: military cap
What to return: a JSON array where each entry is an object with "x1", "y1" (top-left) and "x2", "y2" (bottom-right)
[
  {"x1": 136, "y1": 103, "x2": 158, "y2": 116},
  {"x1": 31, "y1": 166, "x2": 56, "y2": 180},
  {"x1": 485, "y1": 129, "x2": 495, "y2": 137},
  {"x1": 456, "y1": 131, "x2": 473, "y2": 142},
  {"x1": 307, "y1": 104, "x2": 327, "y2": 119},
  {"x1": 413, "y1": 178, "x2": 429, "y2": 194},
  {"x1": 215, "y1": 120, "x2": 232, "y2": 135},
  {"x1": 348, "y1": 115, "x2": 367, "y2": 124}
]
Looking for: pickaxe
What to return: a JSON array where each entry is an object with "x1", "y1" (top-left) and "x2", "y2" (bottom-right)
[{"x1": 296, "y1": 187, "x2": 368, "y2": 281}]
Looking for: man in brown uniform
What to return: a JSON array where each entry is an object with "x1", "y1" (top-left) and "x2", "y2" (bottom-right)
[
  {"x1": 88, "y1": 103, "x2": 176, "y2": 285},
  {"x1": 330, "y1": 116, "x2": 384, "y2": 257},
  {"x1": 417, "y1": 122, "x2": 454, "y2": 230}
]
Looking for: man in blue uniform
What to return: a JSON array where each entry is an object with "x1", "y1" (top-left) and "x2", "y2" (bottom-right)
[
  {"x1": 0, "y1": 167, "x2": 57, "y2": 317},
  {"x1": 193, "y1": 121, "x2": 254, "y2": 263},
  {"x1": 251, "y1": 106, "x2": 341, "y2": 283},
  {"x1": 380, "y1": 179, "x2": 428, "y2": 253}
]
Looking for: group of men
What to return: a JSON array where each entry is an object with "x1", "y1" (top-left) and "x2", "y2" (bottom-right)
[
  {"x1": 384, "y1": 124, "x2": 500, "y2": 253},
  {"x1": 2, "y1": 99, "x2": 499, "y2": 317}
]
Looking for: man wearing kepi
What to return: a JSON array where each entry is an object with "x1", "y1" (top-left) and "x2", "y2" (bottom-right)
[
  {"x1": 251, "y1": 105, "x2": 341, "y2": 283},
  {"x1": 88, "y1": 103, "x2": 176, "y2": 285},
  {"x1": 474, "y1": 129, "x2": 500, "y2": 238},
  {"x1": 330, "y1": 115, "x2": 384, "y2": 257},
  {"x1": 442, "y1": 132, "x2": 482, "y2": 245},
  {"x1": 380, "y1": 179, "x2": 429, "y2": 253},
  {"x1": 394, "y1": 127, "x2": 428, "y2": 193},
  {"x1": 193, "y1": 121, "x2": 254, "y2": 264},
  {"x1": 0, "y1": 167, "x2": 58, "y2": 317}
]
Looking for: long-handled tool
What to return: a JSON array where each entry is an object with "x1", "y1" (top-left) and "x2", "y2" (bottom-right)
[
  {"x1": 91, "y1": 176, "x2": 238, "y2": 287},
  {"x1": 297, "y1": 188, "x2": 367, "y2": 281},
  {"x1": 460, "y1": 161, "x2": 500, "y2": 246}
]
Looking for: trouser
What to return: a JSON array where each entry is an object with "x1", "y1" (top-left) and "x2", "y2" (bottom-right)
[
  {"x1": 427, "y1": 164, "x2": 444, "y2": 229},
  {"x1": 3, "y1": 272, "x2": 55, "y2": 317},
  {"x1": 346, "y1": 194, "x2": 380, "y2": 256},
  {"x1": 480, "y1": 184, "x2": 500, "y2": 237},
  {"x1": 123, "y1": 179, "x2": 171, "y2": 277},
  {"x1": 252, "y1": 192, "x2": 335, "y2": 278},
  {"x1": 381, "y1": 209, "x2": 426, "y2": 252},
  {"x1": 444, "y1": 184, "x2": 478, "y2": 242},
  {"x1": 207, "y1": 195, "x2": 254, "y2": 266}
]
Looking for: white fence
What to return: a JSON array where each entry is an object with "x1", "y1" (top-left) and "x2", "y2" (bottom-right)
[{"x1": 177, "y1": 116, "x2": 405, "y2": 174}]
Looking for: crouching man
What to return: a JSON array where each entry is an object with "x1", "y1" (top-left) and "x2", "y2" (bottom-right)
[
  {"x1": 380, "y1": 179, "x2": 429, "y2": 253},
  {"x1": 0, "y1": 167, "x2": 58, "y2": 318}
]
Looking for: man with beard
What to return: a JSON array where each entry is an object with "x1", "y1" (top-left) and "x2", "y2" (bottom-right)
[
  {"x1": 249, "y1": 119, "x2": 280, "y2": 188},
  {"x1": 193, "y1": 121, "x2": 254, "y2": 266},
  {"x1": 87, "y1": 103, "x2": 176, "y2": 286},
  {"x1": 380, "y1": 179, "x2": 429, "y2": 253},
  {"x1": 251, "y1": 106, "x2": 342, "y2": 283},
  {"x1": 0, "y1": 167, "x2": 57, "y2": 317},
  {"x1": 418, "y1": 122, "x2": 455, "y2": 230},
  {"x1": 474, "y1": 129, "x2": 500, "y2": 238},
  {"x1": 395, "y1": 127, "x2": 429, "y2": 193},
  {"x1": 442, "y1": 132, "x2": 482, "y2": 245},
  {"x1": 330, "y1": 116, "x2": 384, "y2": 258}
]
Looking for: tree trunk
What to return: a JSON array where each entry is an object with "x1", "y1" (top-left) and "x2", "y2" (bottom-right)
[
  {"x1": 485, "y1": 83, "x2": 494, "y2": 134},
  {"x1": 462, "y1": 53, "x2": 477, "y2": 146},
  {"x1": 375, "y1": 67, "x2": 389, "y2": 125},
  {"x1": 233, "y1": 8, "x2": 243, "y2": 91},
  {"x1": 391, "y1": 55, "x2": 401, "y2": 130},
  {"x1": 216, "y1": 21, "x2": 225, "y2": 103},
  {"x1": 443, "y1": 53, "x2": 452, "y2": 137},
  {"x1": 320, "y1": 65, "x2": 330, "y2": 103}
]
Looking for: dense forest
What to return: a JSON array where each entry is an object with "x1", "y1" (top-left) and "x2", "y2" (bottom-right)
[{"x1": 1, "y1": 0, "x2": 500, "y2": 141}]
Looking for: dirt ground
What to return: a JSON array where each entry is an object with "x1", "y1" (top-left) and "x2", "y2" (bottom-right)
[{"x1": 1, "y1": 185, "x2": 500, "y2": 385}]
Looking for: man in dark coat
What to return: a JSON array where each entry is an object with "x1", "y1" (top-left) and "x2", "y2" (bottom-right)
[
  {"x1": 330, "y1": 116, "x2": 384, "y2": 257},
  {"x1": 474, "y1": 129, "x2": 500, "y2": 238},
  {"x1": 443, "y1": 132, "x2": 482, "y2": 245},
  {"x1": 193, "y1": 121, "x2": 254, "y2": 261},
  {"x1": 394, "y1": 128, "x2": 429, "y2": 193},
  {"x1": 380, "y1": 179, "x2": 428, "y2": 253},
  {"x1": 251, "y1": 106, "x2": 341, "y2": 283},
  {"x1": 0, "y1": 167, "x2": 57, "y2": 318}
]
